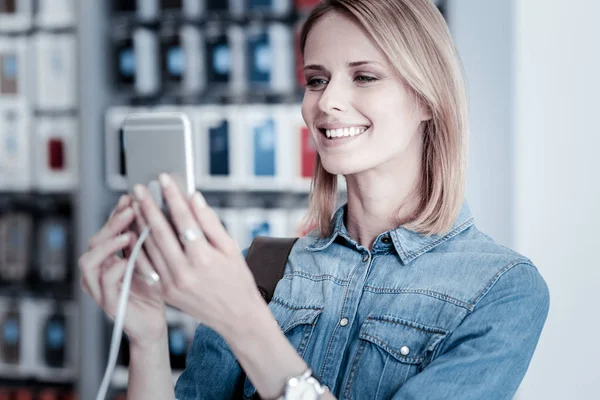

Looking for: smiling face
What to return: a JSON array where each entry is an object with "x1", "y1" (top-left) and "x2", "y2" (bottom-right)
[{"x1": 301, "y1": 10, "x2": 431, "y2": 176}]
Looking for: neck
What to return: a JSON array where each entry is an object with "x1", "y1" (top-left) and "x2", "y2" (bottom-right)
[{"x1": 343, "y1": 160, "x2": 422, "y2": 251}]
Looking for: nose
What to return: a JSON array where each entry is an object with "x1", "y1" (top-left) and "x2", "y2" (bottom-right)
[{"x1": 317, "y1": 78, "x2": 348, "y2": 114}]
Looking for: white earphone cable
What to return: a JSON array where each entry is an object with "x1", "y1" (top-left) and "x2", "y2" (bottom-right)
[{"x1": 95, "y1": 226, "x2": 152, "y2": 400}]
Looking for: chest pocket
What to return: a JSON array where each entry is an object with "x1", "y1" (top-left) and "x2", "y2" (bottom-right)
[
  {"x1": 342, "y1": 315, "x2": 447, "y2": 400},
  {"x1": 243, "y1": 299, "x2": 323, "y2": 399}
]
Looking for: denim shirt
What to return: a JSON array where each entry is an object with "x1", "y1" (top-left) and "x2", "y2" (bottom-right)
[{"x1": 175, "y1": 201, "x2": 550, "y2": 400}]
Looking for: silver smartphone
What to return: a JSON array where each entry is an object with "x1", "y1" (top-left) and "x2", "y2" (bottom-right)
[{"x1": 122, "y1": 112, "x2": 196, "y2": 212}]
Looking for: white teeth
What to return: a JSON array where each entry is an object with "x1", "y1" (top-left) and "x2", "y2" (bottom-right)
[{"x1": 324, "y1": 126, "x2": 367, "y2": 139}]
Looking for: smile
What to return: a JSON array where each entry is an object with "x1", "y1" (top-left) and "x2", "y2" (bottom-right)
[{"x1": 321, "y1": 126, "x2": 369, "y2": 140}]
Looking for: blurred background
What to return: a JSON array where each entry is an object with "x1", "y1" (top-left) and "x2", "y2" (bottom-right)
[{"x1": 0, "y1": 0, "x2": 597, "y2": 399}]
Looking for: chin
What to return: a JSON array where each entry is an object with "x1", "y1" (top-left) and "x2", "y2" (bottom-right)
[{"x1": 320, "y1": 157, "x2": 368, "y2": 176}]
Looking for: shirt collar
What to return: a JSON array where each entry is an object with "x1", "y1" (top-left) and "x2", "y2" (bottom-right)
[{"x1": 306, "y1": 200, "x2": 474, "y2": 264}]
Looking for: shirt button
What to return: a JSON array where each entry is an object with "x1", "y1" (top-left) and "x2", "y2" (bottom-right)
[
  {"x1": 382, "y1": 236, "x2": 392, "y2": 244},
  {"x1": 400, "y1": 346, "x2": 410, "y2": 356},
  {"x1": 362, "y1": 253, "x2": 369, "y2": 262},
  {"x1": 339, "y1": 318, "x2": 349, "y2": 327}
]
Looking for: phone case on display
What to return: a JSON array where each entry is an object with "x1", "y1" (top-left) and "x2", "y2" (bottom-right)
[
  {"x1": 209, "y1": 119, "x2": 230, "y2": 176},
  {"x1": 0, "y1": 103, "x2": 33, "y2": 191},
  {"x1": 0, "y1": 213, "x2": 32, "y2": 282},
  {"x1": 113, "y1": 35, "x2": 136, "y2": 87},
  {"x1": 133, "y1": 28, "x2": 160, "y2": 96},
  {"x1": 43, "y1": 313, "x2": 66, "y2": 368},
  {"x1": 33, "y1": 33, "x2": 77, "y2": 111},
  {"x1": 0, "y1": 37, "x2": 31, "y2": 101},
  {"x1": 160, "y1": 23, "x2": 184, "y2": 85},
  {"x1": 253, "y1": 118, "x2": 276, "y2": 177},
  {"x1": 247, "y1": 26, "x2": 271, "y2": 88},
  {"x1": 180, "y1": 26, "x2": 205, "y2": 94},
  {"x1": 33, "y1": 116, "x2": 79, "y2": 192},
  {"x1": 37, "y1": 217, "x2": 69, "y2": 283},
  {"x1": 1, "y1": 310, "x2": 20, "y2": 364},
  {"x1": 246, "y1": 23, "x2": 293, "y2": 94},
  {"x1": 300, "y1": 126, "x2": 316, "y2": 178},
  {"x1": 205, "y1": 27, "x2": 231, "y2": 85},
  {"x1": 204, "y1": 23, "x2": 245, "y2": 96}
]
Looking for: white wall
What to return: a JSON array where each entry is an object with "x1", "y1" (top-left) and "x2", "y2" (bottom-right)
[
  {"x1": 447, "y1": 0, "x2": 515, "y2": 248},
  {"x1": 513, "y1": 0, "x2": 600, "y2": 399},
  {"x1": 448, "y1": 0, "x2": 600, "y2": 398}
]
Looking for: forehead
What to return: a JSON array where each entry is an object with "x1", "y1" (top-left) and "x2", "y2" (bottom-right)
[{"x1": 303, "y1": 10, "x2": 388, "y2": 64}]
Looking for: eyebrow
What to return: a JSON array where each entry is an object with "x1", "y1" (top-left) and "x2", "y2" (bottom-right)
[{"x1": 303, "y1": 60, "x2": 383, "y2": 71}]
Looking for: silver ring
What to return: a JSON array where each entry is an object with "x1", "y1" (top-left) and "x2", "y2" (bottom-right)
[{"x1": 179, "y1": 227, "x2": 204, "y2": 245}]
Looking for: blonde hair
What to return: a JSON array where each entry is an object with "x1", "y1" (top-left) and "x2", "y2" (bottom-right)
[{"x1": 300, "y1": 0, "x2": 469, "y2": 238}]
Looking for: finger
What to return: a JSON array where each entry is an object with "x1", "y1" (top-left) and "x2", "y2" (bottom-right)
[
  {"x1": 88, "y1": 207, "x2": 135, "y2": 250},
  {"x1": 109, "y1": 194, "x2": 133, "y2": 219},
  {"x1": 157, "y1": 174, "x2": 212, "y2": 254},
  {"x1": 132, "y1": 202, "x2": 173, "y2": 285},
  {"x1": 126, "y1": 229, "x2": 161, "y2": 285},
  {"x1": 81, "y1": 234, "x2": 130, "y2": 277},
  {"x1": 189, "y1": 191, "x2": 240, "y2": 255},
  {"x1": 99, "y1": 257, "x2": 128, "y2": 319},
  {"x1": 81, "y1": 253, "x2": 120, "y2": 305}
]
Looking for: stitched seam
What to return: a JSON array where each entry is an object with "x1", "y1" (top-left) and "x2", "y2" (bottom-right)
[
  {"x1": 270, "y1": 297, "x2": 323, "y2": 311},
  {"x1": 277, "y1": 240, "x2": 297, "y2": 282},
  {"x1": 343, "y1": 341, "x2": 367, "y2": 400},
  {"x1": 406, "y1": 218, "x2": 474, "y2": 259},
  {"x1": 282, "y1": 271, "x2": 349, "y2": 286},
  {"x1": 296, "y1": 316, "x2": 320, "y2": 356},
  {"x1": 365, "y1": 317, "x2": 448, "y2": 335},
  {"x1": 361, "y1": 333, "x2": 424, "y2": 363},
  {"x1": 471, "y1": 261, "x2": 534, "y2": 306},
  {"x1": 319, "y1": 259, "x2": 362, "y2": 379},
  {"x1": 362, "y1": 287, "x2": 472, "y2": 310},
  {"x1": 374, "y1": 355, "x2": 389, "y2": 400}
]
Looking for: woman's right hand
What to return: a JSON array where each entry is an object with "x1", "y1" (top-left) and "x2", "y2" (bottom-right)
[{"x1": 79, "y1": 195, "x2": 168, "y2": 345}]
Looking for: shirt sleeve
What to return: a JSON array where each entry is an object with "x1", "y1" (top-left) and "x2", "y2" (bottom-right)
[
  {"x1": 174, "y1": 247, "x2": 250, "y2": 400},
  {"x1": 174, "y1": 323, "x2": 243, "y2": 400},
  {"x1": 391, "y1": 262, "x2": 550, "y2": 400}
]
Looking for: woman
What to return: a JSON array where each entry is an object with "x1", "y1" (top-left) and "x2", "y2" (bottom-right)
[{"x1": 79, "y1": 0, "x2": 550, "y2": 399}]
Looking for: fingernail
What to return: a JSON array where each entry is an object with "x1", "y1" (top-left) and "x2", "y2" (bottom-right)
[
  {"x1": 193, "y1": 192, "x2": 206, "y2": 208},
  {"x1": 133, "y1": 185, "x2": 144, "y2": 201},
  {"x1": 159, "y1": 173, "x2": 170, "y2": 188},
  {"x1": 118, "y1": 233, "x2": 130, "y2": 243}
]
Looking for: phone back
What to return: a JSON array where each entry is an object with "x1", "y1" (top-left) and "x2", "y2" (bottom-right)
[{"x1": 122, "y1": 112, "x2": 195, "y2": 196}]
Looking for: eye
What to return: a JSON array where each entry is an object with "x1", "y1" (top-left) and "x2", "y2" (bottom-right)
[
  {"x1": 355, "y1": 75, "x2": 377, "y2": 83},
  {"x1": 305, "y1": 78, "x2": 328, "y2": 88}
]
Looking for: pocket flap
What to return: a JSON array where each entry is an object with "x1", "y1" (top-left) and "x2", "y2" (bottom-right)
[
  {"x1": 269, "y1": 299, "x2": 323, "y2": 334},
  {"x1": 359, "y1": 315, "x2": 447, "y2": 364}
]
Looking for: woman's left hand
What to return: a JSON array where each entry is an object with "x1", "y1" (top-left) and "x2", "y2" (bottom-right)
[{"x1": 131, "y1": 173, "x2": 264, "y2": 336}]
